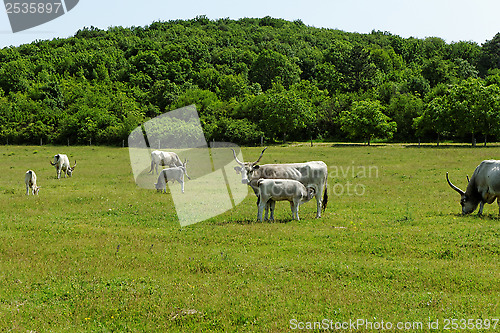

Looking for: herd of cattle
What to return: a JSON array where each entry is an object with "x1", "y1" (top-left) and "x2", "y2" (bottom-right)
[
  {"x1": 23, "y1": 149, "x2": 500, "y2": 219},
  {"x1": 148, "y1": 147, "x2": 328, "y2": 221}
]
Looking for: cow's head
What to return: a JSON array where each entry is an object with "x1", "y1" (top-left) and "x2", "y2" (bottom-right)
[
  {"x1": 67, "y1": 160, "x2": 77, "y2": 177},
  {"x1": 305, "y1": 186, "x2": 316, "y2": 201},
  {"x1": 34, "y1": 186, "x2": 40, "y2": 195},
  {"x1": 232, "y1": 147, "x2": 267, "y2": 184},
  {"x1": 446, "y1": 172, "x2": 480, "y2": 214}
]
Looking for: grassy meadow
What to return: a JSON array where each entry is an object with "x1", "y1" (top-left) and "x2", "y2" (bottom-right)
[{"x1": 0, "y1": 143, "x2": 498, "y2": 332}]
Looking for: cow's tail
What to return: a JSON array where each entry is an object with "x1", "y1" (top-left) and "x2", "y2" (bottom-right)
[
  {"x1": 322, "y1": 179, "x2": 328, "y2": 212},
  {"x1": 148, "y1": 160, "x2": 154, "y2": 174}
]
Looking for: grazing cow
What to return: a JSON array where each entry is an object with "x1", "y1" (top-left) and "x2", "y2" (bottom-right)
[
  {"x1": 257, "y1": 179, "x2": 316, "y2": 221},
  {"x1": 25, "y1": 170, "x2": 40, "y2": 195},
  {"x1": 232, "y1": 148, "x2": 328, "y2": 218},
  {"x1": 50, "y1": 154, "x2": 76, "y2": 179},
  {"x1": 447, "y1": 160, "x2": 500, "y2": 215},
  {"x1": 154, "y1": 159, "x2": 191, "y2": 193},
  {"x1": 149, "y1": 150, "x2": 183, "y2": 174}
]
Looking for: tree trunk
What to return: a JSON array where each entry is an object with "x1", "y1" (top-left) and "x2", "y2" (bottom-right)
[
  {"x1": 437, "y1": 133, "x2": 440, "y2": 147},
  {"x1": 484, "y1": 134, "x2": 487, "y2": 147},
  {"x1": 472, "y1": 133, "x2": 476, "y2": 147}
]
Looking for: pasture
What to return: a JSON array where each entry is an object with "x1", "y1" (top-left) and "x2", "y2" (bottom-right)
[{"x1": 0, "y1": 144, "x2": 498, "y2": 332}]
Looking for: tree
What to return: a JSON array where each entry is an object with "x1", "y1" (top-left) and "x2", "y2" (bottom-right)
[
  {"x1": 413, "y1": 96, "x2": 451, "y2": 145},
  {"x1": 447, "y1": 78, "x2": 500, "y2": 145},
  {"x1": 340, "y1": 100, "x2": 396, "y2": 145},
  {"x1": 421, "y1": 56, "x2": 452, "y2": 87},
  {"x1": 249, "y1": 49, "x2": 301, "y2": 91},
  {"x1": 386, "y1": 93, "x2": 423, "y2": 141},
  {"x1": 478, "y1": 33, "x2": 500, "y2": 76},
  {"x1": 243, "y1": 83, "x2": 315, "y2": 142}
]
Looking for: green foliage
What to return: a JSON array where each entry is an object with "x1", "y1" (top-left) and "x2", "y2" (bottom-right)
[
  {"x1": 248, "y1": 49, "x2": 301, "y2": 91},
  {"x1": 340, "y1": 100, "x2": 397, "y2": 144},
  {"x1": 416, "y1": 79, "x2": 500, "y2": 145},
  {"x1": 0, "y1": 17, "x2": 498, "y2": 145}
]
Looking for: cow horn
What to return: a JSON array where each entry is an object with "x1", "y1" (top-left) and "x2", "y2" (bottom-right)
[
  {"x1": 50, "y1": 160, "x2": 55, "y2": 166},
  {"x1": 253, "y1": 147, "x2": 267, "y2": 165},
  {"x1": 446, "y1": 172, "x2": 465, "y2": 195},
  {"x1": 231, "y1": 148, "x2": 244, "y2": 166},
  {"x1": 466, "y1": 175, "x2": 470, "y2": 183},
  {"x1": 71, "y1": 160, "x2": 77, "y2": 169}
]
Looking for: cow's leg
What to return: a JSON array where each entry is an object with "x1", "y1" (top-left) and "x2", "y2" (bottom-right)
[
  {"x1": 26, "y1": 185, "x2": 29, "y2": 195},
  {"x1": 269, "y1": 200, "x2": 275, "y2": 221},
  {"x1": 293, "y1": 200, "x2": 300, "y2": 220},
  {"x1": 478, "y1": 201, "x2": 485, "y2": 216},
  {"x1": 315, "y1": 185, "x2": 322, "y2": 218},
  {"x1": 257, "y1": 200, "x2": 266, "y2": 222}
]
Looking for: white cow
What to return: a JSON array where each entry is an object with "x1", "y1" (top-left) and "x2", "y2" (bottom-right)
[
  {"x1": 257, "y1": 179, "x2": 316, "y2": 221},
  {"x1": 50, "y1": 154, "x2": 76, "y2": 179},
  {"x1": 25, "y1": 170, "x2": 40, "y2": 195},
  {"x1": 232, "y1": 148, "x2": 328, "y2": 218},
  {"x1": 149, "y1": 150, "x2": 183, "y2": 174},
  {"x1": 154, "y1": 159, "x2": 191, "y2": 193}
]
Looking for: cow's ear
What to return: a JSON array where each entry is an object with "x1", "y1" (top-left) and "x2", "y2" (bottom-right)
[
  {"x1": 234, "y1": 166, "x2": 241, "y2": 174},
  {"x1": 253, "y1": 165, "x2": 260, "y2": 170}
]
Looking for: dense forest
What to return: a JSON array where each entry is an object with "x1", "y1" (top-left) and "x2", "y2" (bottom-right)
[{"x1": 1, "y1": 16, "x2": 500, "y2": 146}]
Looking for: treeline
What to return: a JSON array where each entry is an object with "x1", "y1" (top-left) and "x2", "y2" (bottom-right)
[{"x1": 1, "y1": 16, "x2": 500, "y2": 146}]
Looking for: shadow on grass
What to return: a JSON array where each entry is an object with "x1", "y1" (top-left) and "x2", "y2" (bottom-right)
[
  {"x1": 330, "y1": 143, "x2": 387, "y2": 148},
  {"x1": 445, "y1": 212, "x2": 500, "y2": 220},
  {"x1": 213, "y1": 218, "x2": 294, "y2": 225},
  {"x1": 404, "y1": 144, "x2": 500, "y2": 149}
]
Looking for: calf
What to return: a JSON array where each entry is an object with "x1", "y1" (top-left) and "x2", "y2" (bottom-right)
[
  {"x1": 25, "y1": 170, "x2": 40, "y2": 195},
  {"x1": 154, "y1": 160, "x2": 191, "y2": 193},
  {"x1": 257, "y1": 179, "x2": 316, "y2": 221}
]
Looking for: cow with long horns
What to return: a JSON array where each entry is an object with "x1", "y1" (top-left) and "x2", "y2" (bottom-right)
[
  {"x1": 50, "y1": 154, "x2": 76, "y2": 179},
  {"x1": 447, "y1": 160, "x2": 500, "y2": 215},
  {"x1": 149, "y1": 150, "x2": 183, "y2": 174},
  {"x1": 232, "y1": 148, "x2": 328, "y2": 218}
]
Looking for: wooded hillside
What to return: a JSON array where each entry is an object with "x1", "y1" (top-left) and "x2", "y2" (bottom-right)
[{"x1": 1, "y1": 16, "x2": 499, "y2": 145}]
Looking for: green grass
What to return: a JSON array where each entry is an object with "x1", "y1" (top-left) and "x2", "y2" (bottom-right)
[{"x1": 0, "y1": 144, "x2": 498, "y2": 332}]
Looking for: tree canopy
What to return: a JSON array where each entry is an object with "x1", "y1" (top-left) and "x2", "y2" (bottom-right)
[{"x1": 0, "y1": 17, "x2": 499, "y2": 145}]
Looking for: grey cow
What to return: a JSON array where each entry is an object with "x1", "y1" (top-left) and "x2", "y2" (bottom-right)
[
  {"x1": 154, "y1": 159, "x2": 191, "y2": 193},
  {"x1": 447, "y1": 160, "x2": 500, "y2": 215}
]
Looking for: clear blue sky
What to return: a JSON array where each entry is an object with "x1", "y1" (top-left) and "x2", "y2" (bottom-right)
[{"x1": 0, "y1": 0, "x2": 499, "y2": 48}]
